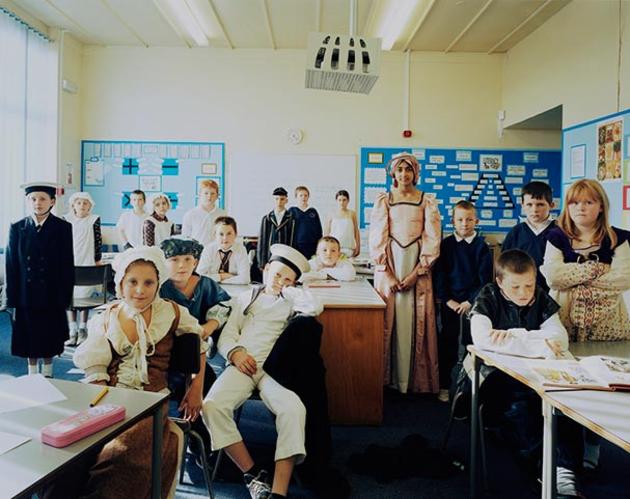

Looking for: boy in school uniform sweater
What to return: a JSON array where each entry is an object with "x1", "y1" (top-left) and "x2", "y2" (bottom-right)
[
  {"x1": 433, "y1": 200, "x2": 493, "y2": 401},
  {"x1": 288, "y1": 186, "x2": 322, "y2": 259},
  {"x1": 197, "y1": 216, "x2": 251, "y2": 284},
  {"x1": 203, "y1": 244, "x2": 322, "y2": 499},
  {"x1": 470, "y1": 249, "x2": 583, "y2": 497},
  {"x1": 501, "y1": 181, "x2": 555, "y2": 290}
]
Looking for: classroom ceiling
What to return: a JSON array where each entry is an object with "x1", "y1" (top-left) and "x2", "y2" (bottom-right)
[{"x1": 17, "y1": 0, "x2": 572, "y2": 53}]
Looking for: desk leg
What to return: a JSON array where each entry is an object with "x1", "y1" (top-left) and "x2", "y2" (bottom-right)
[
  {"x1": 152, "y1": 403, "x2": 163, "y2": 499},
  {"x1": 470, "y1": 352, "x2": 481, "y2": 499},
  {"x1": 542, "y1": 400, "x2": 557, "y2": 499}
]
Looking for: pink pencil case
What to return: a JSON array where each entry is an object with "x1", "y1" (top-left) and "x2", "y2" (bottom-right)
[{"x1": 41, "y1": 404, "x2": 126, "y2": 448}]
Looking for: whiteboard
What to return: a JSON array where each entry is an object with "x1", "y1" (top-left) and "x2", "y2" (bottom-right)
[{"x1": 228, "y1": 153, "x2": 357, "y2": 236}]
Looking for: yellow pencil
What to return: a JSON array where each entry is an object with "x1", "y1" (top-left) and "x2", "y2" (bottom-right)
[{"x1": 90, "y1": 386, "x2": 109, "y2": 407}]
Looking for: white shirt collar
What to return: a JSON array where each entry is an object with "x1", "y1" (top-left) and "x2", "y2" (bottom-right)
[
  {"x1": 524, "y1": 216, "x2": 553, "y2": 235},
  {"x1": 31, "y1": 213, "x2": 50, "y2": 226},
  {"x1": 454, "y1": 231, "x2": 476, "y2": 243},
  {"x1": 274, "y1": 209, "x2": 286, "y2": 221}
]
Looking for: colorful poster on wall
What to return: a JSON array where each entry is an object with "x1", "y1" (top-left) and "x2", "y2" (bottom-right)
[
  {"x1": 479, "y1": 154, "x2": 503, "y2": 172},
  {"x1": 597, "y1": 119, "x2": 623, "y2": 182}
]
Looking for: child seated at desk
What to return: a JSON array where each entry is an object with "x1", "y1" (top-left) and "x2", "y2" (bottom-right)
[
  {"x1": 469, "y1": 249, "x2": 583, "y2": 497},
  {"x1": 203, "y1": 244, "x2": 323, "y2": 499},
  {"x1": 197, "y1": 216, "x2": 251, "y2": 284},
  {"x1": 65, "y1": 247, "x2": 208, "y2": 498},
  {"x1": 300, "y1": 236, "x2": 356, "y2": 282},
  {"x1": 160, "y1": 237, "x2": 232, "y2": 469}
]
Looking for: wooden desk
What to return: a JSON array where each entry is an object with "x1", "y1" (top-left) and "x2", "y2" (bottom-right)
[
  {"x1": 468, "y1": 342, "x2": 630, "y2": 499},
  {"x1": 0, "y1": 379, "x2": 167, "y2": 499},
  {"x1": 220, "y1": 280, "x2": 386, "y2": 425}
]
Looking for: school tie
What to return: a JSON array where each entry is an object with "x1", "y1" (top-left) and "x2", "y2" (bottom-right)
[
  {"x1": 218, "y1": 249, "x2": 232, "y2": 273},
  {"x1": 36, "y1": 224, "x2": 42, "y2": 233}
]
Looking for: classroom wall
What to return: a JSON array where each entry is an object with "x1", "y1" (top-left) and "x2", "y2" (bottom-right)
[
  {"x1": 59, "y1": 33, "x2": 83, "y2": 212},
  {"x1": 78, "y1": 47, "x2": 560, "y2": 203},
  {"x1": 503, "y1": 0, "x2": 630, "y2": 129}
]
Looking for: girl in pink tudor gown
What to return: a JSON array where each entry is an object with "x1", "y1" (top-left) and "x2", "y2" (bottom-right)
[{"x1": 369, "y1": 153, "x2": 442, "y2": 394}]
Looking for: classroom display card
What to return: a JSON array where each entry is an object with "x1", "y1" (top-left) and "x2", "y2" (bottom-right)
[{"x1": 360, "y1": 147, "x2": 561, "y2": 231}]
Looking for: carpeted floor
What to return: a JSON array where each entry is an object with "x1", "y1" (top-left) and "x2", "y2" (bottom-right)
[{"x1": 2, "y1": 311, "x2": 630, "y2": 498}]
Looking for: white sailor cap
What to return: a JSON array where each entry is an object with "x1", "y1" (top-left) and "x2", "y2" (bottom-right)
[
  {"x1": 21, "y1": 181, "x2": 58, "y2": 198},
  {"x1": 269, "y1": 244, "x2": 310, "y2": 279}
]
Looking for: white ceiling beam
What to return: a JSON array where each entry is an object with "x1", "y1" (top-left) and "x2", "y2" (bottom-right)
[
  {"x1": 487, "y1": 0, "x2": 553, "y2": 54},
  {"x1": 43, "y1": 0, "x2": 102, "y2": 45},
  {"x1": 206, "y1": 0, "x2": 234, "y2": 49},
  {"x1": 152, "y1": 0, "x2": 192, "y2": 48},
  {"x1": 444, "y1": 0, "x2": 494, "y2": 53},
  {"x1": 362, "y1": 0, "x2": 380, "y2": 36},
  {"x1": 100, "y1": 0, "x2": 148, "y2": 47},
  {"x1": 261, "y1": 0, "x2": 276, "y2": 50},
  {"x1": 402, "y1": 0, "x2": 437, "y2": 52}
]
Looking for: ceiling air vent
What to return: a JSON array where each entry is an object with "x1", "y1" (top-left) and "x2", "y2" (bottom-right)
[{"x1": 305, "y1": 32, "x2": 381, "y2": 95}]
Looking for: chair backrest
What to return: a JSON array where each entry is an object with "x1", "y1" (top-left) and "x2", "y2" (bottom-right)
[
  {"x1": 74, "y1": 265, "x2": 111, "y2": 288},
  {"x1": 169, "y1": 333, "x2": 201, "y2": 375}
]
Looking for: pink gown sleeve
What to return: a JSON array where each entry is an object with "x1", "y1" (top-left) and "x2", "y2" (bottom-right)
[
  {"x1": 369, "y1": 192, "x2": 390, "y2": 265},
  {"x1": 420, "y1": 195, "x2": 442, "y2": 266}
]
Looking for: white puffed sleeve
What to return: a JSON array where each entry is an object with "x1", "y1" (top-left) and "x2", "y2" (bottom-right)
[{"x1": 74, "y1": 312, "x2": 113, "y2": 383}]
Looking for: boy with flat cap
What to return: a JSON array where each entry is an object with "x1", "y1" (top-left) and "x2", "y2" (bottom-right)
[
  {"x1": 257, "y1": 187, "x2": 296, "y2": 272},
  {"x1": 5, "y1": 182, "x2": 74, "y2": 378},
  {"x1": 203, "y1": 244, "x2": 322, "y2": 499}
]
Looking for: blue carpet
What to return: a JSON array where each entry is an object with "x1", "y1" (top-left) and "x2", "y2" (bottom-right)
[{"x1": 2, "y1": 312, "x2": 630, "y2": 498}]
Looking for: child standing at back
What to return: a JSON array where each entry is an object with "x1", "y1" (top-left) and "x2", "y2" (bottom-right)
[
  {"x1": 288, "y1": 186, "x2": 322, "y2": 259},
  {"x1": 182, "y1": 179, "x2": 226, "y2": 247},
  {"x1": 64, "y1": 192, "x2": 103, "y2": 346},
  {"x1": 5, "y1": 182, "x2": 74, "y2": 378},
  {"x1": 433, "y1": 200, "x2": 493, "y2": 402},
  {"x1": 116, "y1": 189, "x2": 147, "y2": 249},
  {"x1": 502, "y1": 181, "x2": 555, "y2": 289},
  {"x1": 324, "y1": 190, "x2": 361, "y2": 257},
  {"x1": 197, "y1": 216, "x2": 251, "y2": 284},
  {"x1": 143, "y1": 192, "x2": 175, "y2": 247}
]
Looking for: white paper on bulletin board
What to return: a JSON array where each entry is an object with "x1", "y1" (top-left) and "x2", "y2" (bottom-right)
[{"x1": 229, "y1": 153, "x2": 357, "y2": 236}]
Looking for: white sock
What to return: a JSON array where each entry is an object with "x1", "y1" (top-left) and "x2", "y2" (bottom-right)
[
  {"x1": 79, "y1": 321, "x2": 87, "y2": 330},
  {"x1": 69, "y1": 322, "x2": 78, "y2": 334},
  {"x1": 556, "y1": 466, "x2": 578, "y2": 496},
  {"x1": 41, "y1": 363, "x2": 53, "y2": 378},
  {"x1": 27, "y1": 364, "x2": 38, "y2": 375}
]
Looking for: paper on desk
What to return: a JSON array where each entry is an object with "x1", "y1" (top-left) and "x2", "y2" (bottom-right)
[
  {"x1": 0, "y1": 374, "x2": 67, "y2": 414},
  {"x1": 0, "y1": 431, "x2": 30, "y2": 455}
]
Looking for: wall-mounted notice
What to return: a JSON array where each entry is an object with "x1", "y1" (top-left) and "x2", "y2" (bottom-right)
[
  {"x1": 570, "y1": 144, "x2": 586, "y2": 178},
  {"x1": 360, "y1": 147, "x2": 561, "y2": 233}
]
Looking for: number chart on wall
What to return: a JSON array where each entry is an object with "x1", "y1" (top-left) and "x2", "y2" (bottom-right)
[
  {"x1": 360, "y1": 147, "x2": 561, "y2": 233},
  {"x1": 81, "y1": 140, "x2": 225, "y2": 226}
]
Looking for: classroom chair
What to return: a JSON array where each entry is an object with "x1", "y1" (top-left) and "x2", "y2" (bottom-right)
[
  {"x1": 167, "y1": 333, "x2": 216, "y2": 498},
  {"x1": 440, "y1": 313, "x2": 489, "y2": 491},
  {"x1": 69, "y1": 265, "x2": 112, "y2": 315}
]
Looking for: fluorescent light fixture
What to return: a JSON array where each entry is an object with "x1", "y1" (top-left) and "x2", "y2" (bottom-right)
[
  {"x1": 161, "y1": 0, "x2": 209, "y2": 47},
  {"x1": 370, "y1": 0, "x2": 425, "y2": 50}
]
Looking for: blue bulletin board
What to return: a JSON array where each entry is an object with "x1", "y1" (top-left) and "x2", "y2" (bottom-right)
[
  {"x1": 360, "y1": 147, "x2": 562, "y2": 233},
  {"x1": 562, "y1": 108, "x2": 630, "y2": 230},
  {"x1": 81, "y1": 140, "x2": 225, "y2": 226}
]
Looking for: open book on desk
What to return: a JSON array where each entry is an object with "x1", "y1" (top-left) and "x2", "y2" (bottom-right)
[{"x1": 529, "y1": 356, "x2": 630, "y2": 391}]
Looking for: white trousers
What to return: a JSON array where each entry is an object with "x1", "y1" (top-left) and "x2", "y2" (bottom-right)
[{"x1": 202, "y1": 366, "x2": 307, "y2": 464}]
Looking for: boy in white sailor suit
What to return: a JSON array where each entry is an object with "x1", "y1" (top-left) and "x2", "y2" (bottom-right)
[
  {"x1": 202, "y1": 244, "x2": 322, "y2": 499},
  {"x1": 197, "y1": 216, "x2": 251, "y2": 284}
]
